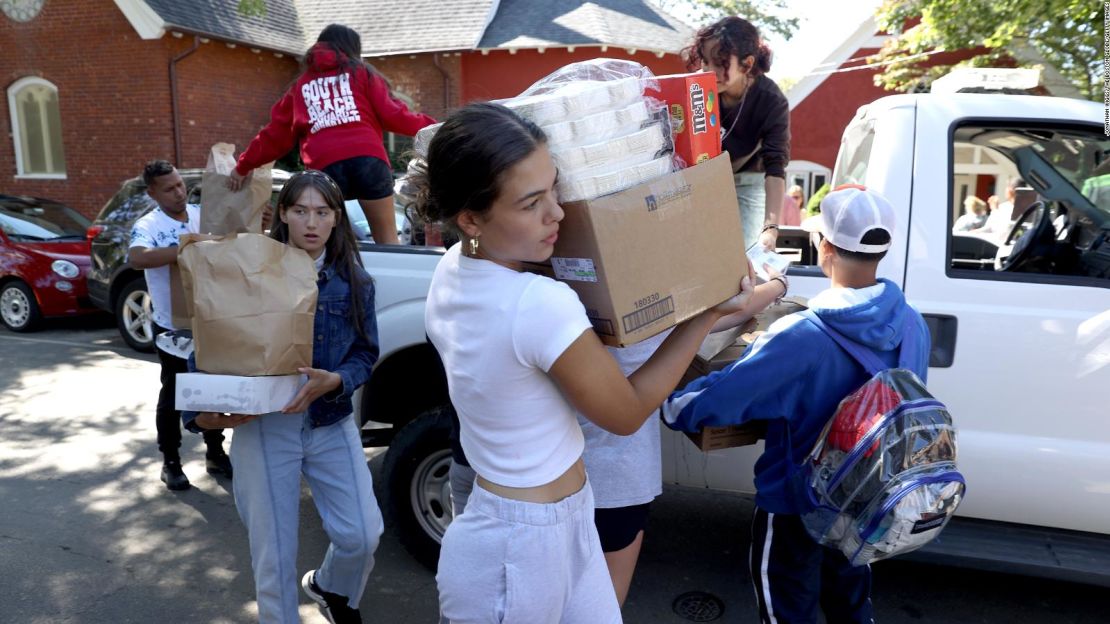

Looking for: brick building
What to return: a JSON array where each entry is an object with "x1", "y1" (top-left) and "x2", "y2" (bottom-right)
[{"x1": 2, "y1": 0, "x2": 693, "y2": 218}]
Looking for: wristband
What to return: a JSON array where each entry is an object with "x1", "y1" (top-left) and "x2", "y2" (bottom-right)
[
  {"x1": 769, "y1": 274, "x2": 788, "y2": 304},
  {"x1": 761, "y1": 224, "x2": 779, "y2": 234}
]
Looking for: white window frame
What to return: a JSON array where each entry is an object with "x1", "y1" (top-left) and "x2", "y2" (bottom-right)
[{"x1": 7, "y1": 76, "x2": 67, "y2": 179}]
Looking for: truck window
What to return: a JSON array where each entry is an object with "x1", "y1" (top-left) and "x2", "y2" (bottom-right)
[
  {"x1": 948, "y1": 123, "x2": 1110, "y2": 284},
  {"x1": 832, "y1": 118, "x2": 875, "y2": 188}
]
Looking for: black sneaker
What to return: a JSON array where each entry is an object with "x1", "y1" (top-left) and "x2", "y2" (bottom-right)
[
  {"x1": 205, "y1": 451, "x2": 233, "y2": 479},
  {"x1": 301, "y1": 570, "x2": 362, "y2": 624},
  {"x1": 160, "y1": 461, "x2": 191, "y2": 491}
]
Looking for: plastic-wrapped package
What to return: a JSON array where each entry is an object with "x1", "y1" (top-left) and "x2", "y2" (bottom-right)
[
  {"x1": 796, "y1": 369, "x2": 965, "y2": 566},
  {"x1": 413, "y1": 122, "x2": 441, "y2": 159},
  {"x1": 551, "y1": 123, "x2": 668, "y2": 177},
  {"x1": 503, "y1": 77, "x2": 644, "y2": 127},
  {"x1": 515, "y1": 58, "x2": 661, "y2": 99},
  {"x1": 556, "y1": 154, "x2": 673, "y2": 203},
  {"x1": 543, "y1": 100, "x2": 651, "y2": 149}
]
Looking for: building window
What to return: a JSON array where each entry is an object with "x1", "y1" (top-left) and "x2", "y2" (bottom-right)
[
  {"x1": 384, "y1": 91, "x2": 417, "y2": 173},
  {"x1": 7, "y1": 77, "x2": 67, "y2": 177}
]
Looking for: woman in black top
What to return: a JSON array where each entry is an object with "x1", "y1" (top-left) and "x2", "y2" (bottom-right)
[{"x1": 685, "y1": 17, "x2": 791, "y2": 251}]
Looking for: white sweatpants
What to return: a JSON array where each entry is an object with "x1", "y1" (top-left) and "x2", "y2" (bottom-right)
[{"x1": 436, "y1": 479, "x2": 622, "y2": 624}]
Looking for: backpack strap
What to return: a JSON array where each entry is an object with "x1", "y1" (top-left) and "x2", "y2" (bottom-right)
[{"x1": 801, "y1": 309, "x2": 887, "y2": 376}]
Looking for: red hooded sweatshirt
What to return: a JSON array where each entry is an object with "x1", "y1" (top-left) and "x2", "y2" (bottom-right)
[{"x1": 235, "y1": 43, "x2": 436, "y2": 175}]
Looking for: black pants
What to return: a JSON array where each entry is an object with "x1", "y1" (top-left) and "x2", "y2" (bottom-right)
[
  {"x1": 749, "y1": 507, "x2": 873, "y2": 624},
  {"x1": 154, "y1": 326, "x2": 224, "y2": 461}
]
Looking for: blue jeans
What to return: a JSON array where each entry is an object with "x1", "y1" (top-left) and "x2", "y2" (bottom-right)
[
  {"x1": 231, "y1": 412, "x2": 383, "y2": 623},
  {"x1": 735, "y1": 172, "x2": 767, "y2": 251}
]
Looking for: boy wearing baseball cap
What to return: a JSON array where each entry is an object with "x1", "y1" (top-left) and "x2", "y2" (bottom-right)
[{"x1": 663, "y1": 185, "x2": 931, "y2": 623}]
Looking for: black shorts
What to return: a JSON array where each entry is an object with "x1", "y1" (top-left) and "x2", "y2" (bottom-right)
[
  {"x1": 594, "y1": 502, "x2": 651, "y2": 552},
  {"x1": 321, "y1": 156, "x2": 394, "y2": 201}
]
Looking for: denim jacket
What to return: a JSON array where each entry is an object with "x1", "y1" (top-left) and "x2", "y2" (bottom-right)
[{"x1": 182, "y1": 261, "x2": 379, "y2": 431}]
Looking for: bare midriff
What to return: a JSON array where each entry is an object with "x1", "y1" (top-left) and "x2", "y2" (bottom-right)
[{"x1": 476, "y1": 456, "x2": 587, "y2": 504}]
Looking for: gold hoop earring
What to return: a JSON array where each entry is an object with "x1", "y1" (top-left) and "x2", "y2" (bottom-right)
[{"x1": 469, "y1": 236, "x2": 480, "y2": 256}]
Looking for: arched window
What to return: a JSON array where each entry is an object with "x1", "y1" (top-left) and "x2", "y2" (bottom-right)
[{"x1": 7, "y1": 77, "x2": 67, "y2": 177}]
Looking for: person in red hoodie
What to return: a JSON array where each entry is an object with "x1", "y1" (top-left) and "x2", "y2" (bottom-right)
[{"x1": 230, "y1": 24, "x2": 436, "y2": 244}]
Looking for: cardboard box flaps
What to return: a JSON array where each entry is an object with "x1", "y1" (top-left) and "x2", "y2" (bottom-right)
[
  {"x1": 175, "y1": 373, "x2": 306, "y2": 415},
  {"x1": 551, "y1": 154, "x2": 749, "y2": 347},
  {"x1": 678, "y1": 298, "x2": 809, "y2": 452},
  {"x1": 685, "y1": 423, "x2": 766, "y2": 451}
]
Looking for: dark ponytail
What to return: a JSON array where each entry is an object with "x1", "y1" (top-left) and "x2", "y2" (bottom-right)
[
  {"x1": 683, "y1": 16, "x2": 773, "y2": 79},
  {"x1": 310, "y1": 23, "x2": 396, "y2": 93},
  {"x1": 409, "y1": 103, "x2": 547, "y2": 237}
]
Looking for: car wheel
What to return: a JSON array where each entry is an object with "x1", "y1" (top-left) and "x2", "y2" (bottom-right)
[
  {"x1": 115, "y1": 278, "x2": 155, "y2": 352},
  {"x1": 0, "y1": 281, "x2": 42, "y2": 332},
  {"x1": 381, "y1": 405, "x2": 455, "y2": 570}
]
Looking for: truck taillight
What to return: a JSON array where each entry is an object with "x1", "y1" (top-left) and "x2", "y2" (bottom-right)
[{"x1": 86, "y1": 225, "x2": 104, "y2": 241}]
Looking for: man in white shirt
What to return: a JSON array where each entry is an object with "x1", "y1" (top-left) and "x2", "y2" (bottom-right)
[{"x1": 129, "y1": 160, "x2": 230, "y2": 490}]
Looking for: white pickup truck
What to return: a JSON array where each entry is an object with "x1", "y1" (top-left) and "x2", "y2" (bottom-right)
[{"x1": 357, "y1": 92, "x2": 1110, "y2": 583}]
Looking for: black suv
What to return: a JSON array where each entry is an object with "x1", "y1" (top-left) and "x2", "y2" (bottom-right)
[{"x1": 86, "y1": 169, "x2": 293, "y2": 351}]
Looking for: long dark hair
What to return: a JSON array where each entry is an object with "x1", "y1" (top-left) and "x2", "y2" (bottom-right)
[
  {"x1": 409, "y1": 102, "x2": 547, "y2": 236},
  {"x1": 270, "y1": 170, "x2": 373, "y2": 344},
  {"x1": 683, "y1": 16, "x2": 773, "y2": 80},
  {"x1": 307, "y1": 23, "x2": 393, "y2": 90}
]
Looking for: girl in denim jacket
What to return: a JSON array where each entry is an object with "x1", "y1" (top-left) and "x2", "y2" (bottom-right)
[{"x1": 185, "y1": 170, "x2": 383, "y2": 624}]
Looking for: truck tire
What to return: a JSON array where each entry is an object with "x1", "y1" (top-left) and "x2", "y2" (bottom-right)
[
  {"x1": 381, "y1": 405, "x2": 455, "y2": 570},
  {"x1": 115, "y1": 277, "x2": 155, "y2": 353}
]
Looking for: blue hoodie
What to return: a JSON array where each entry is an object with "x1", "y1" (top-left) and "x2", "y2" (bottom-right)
[{"x1": 663, "y1": 278, "x2": 931, "y2": 515}]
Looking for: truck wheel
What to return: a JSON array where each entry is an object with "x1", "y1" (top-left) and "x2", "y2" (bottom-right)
[
  {"x1": 115, "y1": 277, "x2": 155, "y2": 353},
  {"x1": 381, "y1": 405, "x2": 454, "y2": 570}
]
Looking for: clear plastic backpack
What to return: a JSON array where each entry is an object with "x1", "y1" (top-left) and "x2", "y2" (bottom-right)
[{"x1": 794, "y1": 311, "x2": 966, "y2": 566}]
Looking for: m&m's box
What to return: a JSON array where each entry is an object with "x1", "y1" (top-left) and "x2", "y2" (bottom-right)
[{"x1": 647, "y1": 72, "x2": 722, "y2": 168}]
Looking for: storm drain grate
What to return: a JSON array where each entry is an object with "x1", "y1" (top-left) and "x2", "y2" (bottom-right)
[{"x1": 672, "y1": 591, "x2": 725, "y2": 622}]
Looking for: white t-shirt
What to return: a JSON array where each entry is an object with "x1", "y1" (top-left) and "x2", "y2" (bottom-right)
[
  {"x1": 578, "y1": 329, "x2": 671, "y2": 508},
  {"x1": 129, "y1": 205, "x2": 200, "y2": 330},
  {"x1": 425, "y1": 244, "x2": 593, "y2": 488}
]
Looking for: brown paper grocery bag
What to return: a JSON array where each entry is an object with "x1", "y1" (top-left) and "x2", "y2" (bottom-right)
[
  {"x1": 178, "y1": 233, "x2": 317, "y2": 375},
  {"x1": 169, "y1": 233, "x2": 221, "y2": 329},
  {"x1": 199, "y1": 142, "x2": 272, "y2": 235}
]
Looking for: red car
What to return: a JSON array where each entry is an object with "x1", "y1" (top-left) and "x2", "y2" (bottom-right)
[{"x1": 0, "y1": 195, "x2": 103, "y2": 331}]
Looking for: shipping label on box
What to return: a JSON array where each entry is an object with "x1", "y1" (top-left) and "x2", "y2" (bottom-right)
[
  {"x1": 648, "y1": 73, "x2": 723, "y2": 168},
  {"x1": 175, "y1": 373, "x2": 305, "y2": 415},
  {"x1": 553, "y1": 153, "x2": 749, "y2": 347}
]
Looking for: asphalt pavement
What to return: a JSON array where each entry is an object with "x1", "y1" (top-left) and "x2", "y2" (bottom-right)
[{"x1": 0, "y1": 316, "x2": 1103, "y2": 623}]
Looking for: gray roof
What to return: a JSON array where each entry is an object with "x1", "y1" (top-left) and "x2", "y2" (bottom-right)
[
  {"x1": 144, "y1": 0, "x2": 306, "y2": 55},
  {"x1": 297, "y1": 0, "x2": 497, "y2": 56},
  {"x1": 478, "y1": 0, "x2": 692, "y2": 53},
  {"x1": 134, "y1": 0, "x2": 690, "y2": 57}
]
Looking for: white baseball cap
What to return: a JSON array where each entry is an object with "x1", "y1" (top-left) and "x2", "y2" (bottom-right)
[{"x1": 800, "y1": 185, "x2": 897, "y2": 253}]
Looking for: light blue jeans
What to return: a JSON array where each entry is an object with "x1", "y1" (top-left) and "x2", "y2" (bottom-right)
[
  {"x1": 735, "y1": 171, "x2": 767, "y2": 251},
  {"x1": 231, "y1": 412, "x2": 383, "y2": 623}
]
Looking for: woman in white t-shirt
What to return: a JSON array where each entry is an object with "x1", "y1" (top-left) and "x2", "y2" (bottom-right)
[{"x1": 414, "y1": 103, "x2": 781, "y2": 623}]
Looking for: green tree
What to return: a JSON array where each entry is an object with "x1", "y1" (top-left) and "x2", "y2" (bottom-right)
[
  {"x1": 654, "y1": 0, "x2": 798, "y2": 39},
  {"x1": 871, "y1": 0, "x2": 1099, "y2": 100},
  {"x1": 237, "y1": 0, "x2": 266, "y2": 17}
]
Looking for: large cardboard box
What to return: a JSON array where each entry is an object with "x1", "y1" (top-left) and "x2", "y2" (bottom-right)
[
  {"x1": 679, "y1": 298, "x2": 808, "y2": 451},
  {"x1": 647, "y1": 72, "x2": 723, "y2": 167},
  {"x1": 175, "y1": 373, "x2": 305, "y2": 415},
  {"x1": 552, "y1": 153, "x2": 748, "y2": 347}
]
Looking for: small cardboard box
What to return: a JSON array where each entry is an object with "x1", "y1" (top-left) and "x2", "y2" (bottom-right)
[
  {"x1": 647, "y1": 72, "x2": 723, "y2": 167},
  {"x1": 679, "y1": 298, "x2": 808, "y2": 451},
  {"x1": 175, "y1": 373, "x2": 305, "y2": 415},
  {"x1": 551, "y1": 153, "x2": 748, "y2": 347}
]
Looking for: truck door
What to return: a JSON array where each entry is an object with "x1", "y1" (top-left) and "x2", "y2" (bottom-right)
[{"x1": 904, "y1": 106, "x2": 1110, "y2": 534}]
